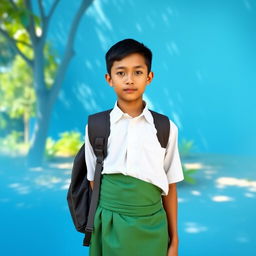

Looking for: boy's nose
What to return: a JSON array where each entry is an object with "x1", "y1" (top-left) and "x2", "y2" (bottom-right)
[{"x1": 125, "y1": 74, "x2": 134, "y2": 84}]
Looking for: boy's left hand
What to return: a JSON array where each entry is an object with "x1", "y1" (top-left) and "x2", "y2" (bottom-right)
[{"x1": 167, "y1": 243, "x2": 178, "y2": 256}]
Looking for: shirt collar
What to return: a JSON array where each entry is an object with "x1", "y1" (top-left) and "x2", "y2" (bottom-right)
[{"x1": 110, "y1": 100, "x2": 154, "y2": 125}]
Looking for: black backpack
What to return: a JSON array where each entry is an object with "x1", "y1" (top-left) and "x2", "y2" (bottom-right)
[{"x1": 66, "y1": 108, "x2": 170, "y2": 246}]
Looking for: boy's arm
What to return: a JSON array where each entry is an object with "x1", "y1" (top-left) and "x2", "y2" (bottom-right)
[
  {"x1": 162, "y1": 183, "x2": 179, "y2": 248},
  {"x1": 90, "y1": 181, "x2": 94, "y2": 190},
  {"x1": 85, "y1": 124, "x2": 97, "y2": 189},
  {"x1": 162, "y1": 121, "x2": 183, "y2": 252}
]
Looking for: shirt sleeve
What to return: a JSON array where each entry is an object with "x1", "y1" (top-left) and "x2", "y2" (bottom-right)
[
  {"x1": 85, "y1": 124, "x2": 97, "y2": 181},
  {"x1": 164, "y1": 120, "x2": 184, "y2": 184}
]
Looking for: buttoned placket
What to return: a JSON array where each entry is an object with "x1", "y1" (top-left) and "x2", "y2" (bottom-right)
[{"x1": 123, "y1": 113, "x2": 142, "y2": 175}]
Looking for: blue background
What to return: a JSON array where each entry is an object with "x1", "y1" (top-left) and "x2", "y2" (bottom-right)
[
  {"x1": 44, "y1": 0, "x2": 256, "y2": 155},
  {"x1": 1, "y1": 1, "x2": 256, "y2": 256}
]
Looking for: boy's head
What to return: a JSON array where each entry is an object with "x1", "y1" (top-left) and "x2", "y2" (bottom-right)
[
  {"x1": 105, "y1": 38, "x2": 152, "y2": 75},
  {"x1": 104, "y1": 39, "x2": 154, "y2": 104}
]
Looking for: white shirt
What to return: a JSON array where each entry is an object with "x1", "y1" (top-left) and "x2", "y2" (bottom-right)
[{"x1": 85, "y1": 100, "x2": 184, "y2": 196}]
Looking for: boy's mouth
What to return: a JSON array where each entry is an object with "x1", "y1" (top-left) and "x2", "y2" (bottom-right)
[{"x1": 123, "y1": 88, "x2": 137, "y2": 93}]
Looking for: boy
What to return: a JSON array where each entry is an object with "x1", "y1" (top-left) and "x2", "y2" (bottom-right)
[{"x1": 85, "y1": 38, "x2": 184, "y2": 256}]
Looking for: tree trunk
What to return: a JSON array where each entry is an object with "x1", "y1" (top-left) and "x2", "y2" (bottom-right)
[
  {"x1": 27, "y1": 40, "x2": 48, "y2": 167},
  {"x1": 23, "y1": 110, "x2": 29, "y2": 144},
  {"x1": 27, "y1": 90, "x2": 54, "y2": 167}
]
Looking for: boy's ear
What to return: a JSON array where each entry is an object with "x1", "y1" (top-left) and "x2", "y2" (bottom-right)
[
  {"x1": 105, "y1": 73, "x2": 113, "y2": 86},
  {"x1": 146, "y1": 71, "x2": 154, "y2": 85}
]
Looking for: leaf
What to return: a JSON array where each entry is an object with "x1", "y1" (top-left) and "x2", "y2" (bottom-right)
[{"x1": 20, "y1": 11, "x2": 30, "y2": 27}]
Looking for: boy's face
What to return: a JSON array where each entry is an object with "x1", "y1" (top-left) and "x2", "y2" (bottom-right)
[{"x1": 105, "y1": 53, "x2": 154, "y2": 103}]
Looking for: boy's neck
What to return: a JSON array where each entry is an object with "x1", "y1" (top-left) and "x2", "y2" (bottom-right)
[{"x1": 117, "y1": 99, "x2": 145, "y2": 118}]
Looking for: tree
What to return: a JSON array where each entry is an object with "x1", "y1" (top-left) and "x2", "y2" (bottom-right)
[
  {"x1": 0, "y1": 44, "x2": 58, "y2": 144},
  {"x1": 0, "y1": 36, "x2": 16, "y2": 67},
  {"x1": 0, "y1": 55, "x2": 36, "y2": 144},
  {"x1": 0, "y1": 0, "x2": 94, "y2": 166}
]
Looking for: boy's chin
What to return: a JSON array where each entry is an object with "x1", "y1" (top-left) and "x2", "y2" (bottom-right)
[{"x1": 117, "y1": 96, "x2": 143, "y2": 102}]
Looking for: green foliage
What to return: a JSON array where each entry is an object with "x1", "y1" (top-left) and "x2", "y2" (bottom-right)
[
  {"x1": 0, "y1": 113, "x2": 7, "y2": 130},
  {"x1": 0, "y1": 130, "x2": 29, "y2": 155},
  {"x1": 44, "y1": 43, "x2": 58, "y2": 88},
  {"x1": 182, "y1": 165, "x2": 198, "y2": 184},
  {"x1": 45, "y1": 137, "x2": 58, "y2": 159},
  {"x1": 179, "y1": 139, "x2": 194, "y2": 158},
  {"x1": 178, "y1": 139, "x2": 199, "y2": 184},
  {"x1": 0, "y1": 0, "x2": 58, "y2": 88},
  {"x1": 45, "y1": 131, "x2": 83, "y2": 159},
  {"x1": 0, "y1": 55, "x2": 36, "y2": 119},
  {"x1": 0, "y1": 36, "x2": 15, "y2": 67}
]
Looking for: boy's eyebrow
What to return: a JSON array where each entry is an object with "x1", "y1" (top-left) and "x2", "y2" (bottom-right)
[{"x1": 114, "y1": 65, "x2": 146, "y2": 70}]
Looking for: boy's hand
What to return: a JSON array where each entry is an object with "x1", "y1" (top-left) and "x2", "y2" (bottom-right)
[{"x1": 167, "y1": 242, "x2": 178, "y2": 256}]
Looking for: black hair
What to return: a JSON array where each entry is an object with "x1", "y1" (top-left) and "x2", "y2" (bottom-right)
[{"x1": 105, "y1": 38, "x2": 152, "y2": 75}]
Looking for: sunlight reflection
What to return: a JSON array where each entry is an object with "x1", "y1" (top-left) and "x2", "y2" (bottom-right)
[
  {"x1": 9, "y1": 183, "x2": 30, "y2": 194},
  {"x1": 135, "y1": 23, "x2": 142, "y2": 32},
  {"x1": 243, "y1": 0, "x2": 252, "y2": 11},
  {"x1": 184, "y1": 222, "x2": 207, "y2": 234},
  {"x1": 88, "y1": 0, "x2": 112, "y2": 30},
  {"x1": 211, "y1": 195, "x2": 234, "y2": 202},
  {"x1": 204, "y1": 170, "x2": 217, "y2": 175},
  {"x1": 172, "y1": 111, "x2": 182, "y2": 129},
  {"x1": 29, "y1": 167, "x2": 44, "y2": 172},
  {"x1": 184, "y1": 162, "x2": 204, "y2": 170},
  {"x1": 178, "y1": 197, "x2": 187, "y2": 203},
  {"x1": 34, "y1": 175, "x2": 62, "y2": 188},
  {"x1": 244, "y1": 193, "x2": 254, "y2": 198},
  {"x1": 85, "y1": 60, "x2": 93, "y2": 70},
  {"x1": 143, "y1": 94, "x2": 154, "y2": 110},
  {"x1": 75, "y1": 82, "x2": 100, "y2": 112},
  {"x1": 161, "y1": 13, "x2": 169, "y2": 25},
  {"x1": 61, "y1": 183, "x2": 70, "y2": 190},
  {"x1": 191, "y1": 190, "x2": 201, "y2": 196},
  {"x1": 48, "y1": 162, "x2": 73, "y2": 170},
  {"x1": 216, "y1": 177, "x2": 256, "y2": 192},
  {"x1": 60, "y1": 178, "x2": 71, "y2": 190}
]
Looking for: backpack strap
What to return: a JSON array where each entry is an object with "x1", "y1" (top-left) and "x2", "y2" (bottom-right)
[
  {"x1": 88, "y1": 109, "x2": 113, "y2": 158},
  {"x1": 83, "y1": 108, "x2": 112, "y2": 246},
  {"x1": 149, "y1": 110, "x2": 170, "y2": 148}
]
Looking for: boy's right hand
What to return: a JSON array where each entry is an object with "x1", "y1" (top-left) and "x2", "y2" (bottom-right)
[{"x1": 90, "y1": 181, "x2": 94, "y2": 190}]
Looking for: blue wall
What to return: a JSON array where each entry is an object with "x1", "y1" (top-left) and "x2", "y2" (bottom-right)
[{"x1": 46, "y1": 0, "x2": 256, "y2": 155}]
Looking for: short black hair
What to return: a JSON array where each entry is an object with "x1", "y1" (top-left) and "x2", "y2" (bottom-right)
[{"x1": 105, "y1": 38, "x2": 152, "y2": 75}]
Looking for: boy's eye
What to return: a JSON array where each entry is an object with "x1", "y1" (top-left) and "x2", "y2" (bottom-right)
[
  {"x1": 116, "y1": 71, "x2": 125, "y2": 76},
  {"x1": 135, "y1": 70, "x2": 143, "y2": 75}
]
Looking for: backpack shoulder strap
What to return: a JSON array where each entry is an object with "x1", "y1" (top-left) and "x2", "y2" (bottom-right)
[
  {"x1": 84, "y1": 108, "x2": 112, "y2": 246},
  {"x1": 88, "y1": 108, "x2": 113, "y2": 158},
  {"x1": 149, "y1": 110, "x2": 170, "y2": 148}
]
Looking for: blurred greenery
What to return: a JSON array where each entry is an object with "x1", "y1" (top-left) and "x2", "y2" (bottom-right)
[
  {"x1": 0, "y1": 130, "x2": 29, "y2": 155},
  {"x1": 0, "y1": 54, "x2": 36, "y2": 143},
  {"x1": 182, "y1": 166, "x2": 198, "y2": 184},
  {"x1": 45, "y1": 131, "x2": 83, "y2": 159},
  {"x1": 179, "y1": 139, "x2": 194, "y2": 158},
  {"x1": 0, "y1": 43, "x2": 57, "y2": 144},
  {"x1": 0, "y1": 130, "x2": 83, "y2": 159},
  {"x1": 179, "y1": 139, "x2": 199, "y2": 184},
  {"x1": 0, "y1": 36, "x2": 15, "y2": 67}
]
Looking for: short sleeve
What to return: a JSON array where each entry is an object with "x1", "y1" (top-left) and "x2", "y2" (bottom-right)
[
  {"x1": 164, "y1": 121, "x2": 184, "y2": 184},
  {"x1": 85, "y1": 124, "x2": 97, "y2": 181}
]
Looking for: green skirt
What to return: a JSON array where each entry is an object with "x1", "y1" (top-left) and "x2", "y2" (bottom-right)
[{"x1": 89, "y1": 173, "x2": 169, "y2": 256}]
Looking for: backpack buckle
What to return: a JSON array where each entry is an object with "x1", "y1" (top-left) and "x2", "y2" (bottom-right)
[
  {"x1": 85, "y1": 226, "x2": 94, "y2": 233},
  {"x1": 94, "y1": 137, "x2": 104, "y2": 158}
]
